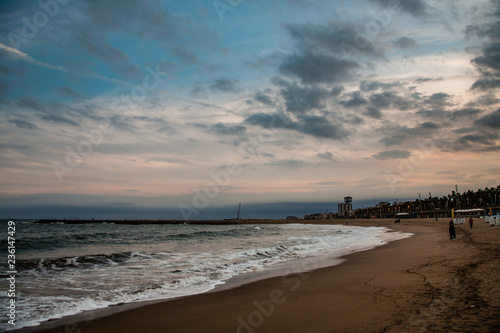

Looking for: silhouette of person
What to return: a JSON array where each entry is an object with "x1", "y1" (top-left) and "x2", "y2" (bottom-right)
[
  {"x1": 449, "y1": 220, "x2": 456, "y2": 240},
  {"x1": 469, "y1": 217, "x2": 473, "y2": 229}
]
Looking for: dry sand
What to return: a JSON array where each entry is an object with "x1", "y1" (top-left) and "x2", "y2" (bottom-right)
[{"x1": 16, "y1": 218, "x2": 500, "y2": 332}]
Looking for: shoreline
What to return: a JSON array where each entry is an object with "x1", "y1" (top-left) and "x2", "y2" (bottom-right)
[
  {"x1": 12, "y1": 218, "x2": 500, "y2": 332},
  {"x1": 10, "y1": 222, "x2": 405, "y2": 332}
]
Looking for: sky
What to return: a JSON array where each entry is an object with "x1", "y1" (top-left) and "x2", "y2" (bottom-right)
[{"x1": 0, "y1": 0, "x2": 499, "y2": 219}]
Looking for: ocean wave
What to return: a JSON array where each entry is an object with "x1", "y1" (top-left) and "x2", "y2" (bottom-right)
[{"x1": 0, "y1": 252, "x2": 134, "y2": 275}]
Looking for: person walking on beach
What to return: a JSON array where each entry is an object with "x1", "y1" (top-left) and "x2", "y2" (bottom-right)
[
  {"x1": 469, "y1": 217, "x2": 473, "y2": 229},
  {"x1": 449, "y1": 220, "x2": 456, "y2": 240}
]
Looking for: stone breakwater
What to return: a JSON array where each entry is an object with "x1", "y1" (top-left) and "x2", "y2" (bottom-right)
[{"x1": 33, "y1": 219, "x2": 241, "y2": 225}]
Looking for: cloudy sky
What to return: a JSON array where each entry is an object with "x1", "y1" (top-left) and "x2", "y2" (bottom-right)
[{"x1": 1, "y1": 0, "x2": 499, "y2": 219}]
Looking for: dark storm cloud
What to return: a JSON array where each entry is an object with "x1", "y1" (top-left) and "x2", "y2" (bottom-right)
[
  {"x1": 266, "y1": 159, "x2": 312, "y2": 168},
  {"x1": 413, "y1": 121, "x2": 441, "y2": 132},
  {"x1": 17, "y1": 97, "x2": 46, "y2": 112},
  {"x1": 245, "y1": 112, "x2": 293, "y2": 130},
  {"x1": 458, "y1": 134, "x2": 497, "y2": 146},
  {"x1": 415, "y1": 93, "x2": 454, "y2": 117},
  {"x1": 339, "y1": 91, "x2": 367, "y2": 108},
  {"x1": 334, "y1": 111, "x2": 364, "y2": 125},
  {"x1": 474, "y1": 108, "x2": 500, "y2": 128},
  {"x1": 132, "y1": 116, "x2": 166, "y2": 123},
  {"x1": 16, "y1": 96, "x2": 102, "y2": 125},
  {"x1": 480, "y1": 145, "x2": 500, "y2": 152},
  {"x1": 244, "y1": 112, "x2": 347, "y2": 140},
  {"x1": 278, "y1": 21, "x2": 377, "y2": 84},
  {"x1": 414, "y1": 77, "x2": 444, "y2": 84},
  {"x1": 210, "y1": 77, "x2": 240, "y2": 93},
  {"x1": 270, "y1": 76, "x2": 289, "y2": 88},
  {"x1": 108, "y1": 115, "x2": 136, "y2": 131},
  {"x1": 369, "y1": 92, "x2": 398, "y2": 108},
  {"x1": 40, "y1": 114, "x2": 80, "y2": 127},
  {"x1": 279, "y1": 82, "x2": 330, "y2": 113},
  {"x1": 473, "y1": 93, "x2": 500, "y2": 106},
  {"x1": 424, "y1": 92, "x2": 452, "y2": 108},
  {"x1": 371, "y1": 0, "x2": 430, "y2": 18},
  {"x1": 0, "y1": 144, "x2": 29, "y2": 150},
  {"x1": 8, "y1": 119, "x2": 39, "y2": 130},
  {"x1": 465, "y1": 25, "x2": 487, "y2": 39},
  {"x1": 190, "y1": 86, "x2": 205, "y2": 96},
  {"x1": 471, "y1": 43, "x2": 500, "y2": 76},
  {"x1": 416, "y1": 109, "x2": 451, "y2": 119},
  {"x1": 369, "y1": 91, "x2": 416, "y2": 110},
  {"x1": 145, "y1": 156, "x2": 190, "y2": 164},
  {"x1": 68, "y1": 103, "x2": 102, "y2": 121},
  {"x1": 210, "y1": 123, "x2": 247, "y2": 136},
  {"x1": 454, "y1": 132, "x2": 500, "y2": 151},
  {"x1": 44, "y1": 101, "x2": 101, "y2": 123},
  {"x1": 411, "y1": 91, "x2": 423, "y2": 100},
  {"x1": 279, "y1": 52, "x2": 359, "y2": 84},
  {"x1": 330, "y1": 86, "x2": 344, "y2": 97},
  {"x1": 380, "y1": 122, "x2": 441, "y2": 146},
  {"x1": 158, "y1": 125, "x2": 176, "y2": 135},
  {"x1": 451, "y1": 107, "x2": 482, "y2": 120},
  {"x1": 380, "y1": 133, "x2": 410, "y2": 146},
  {"x1": 468, "y1": 1, "x2": 500, "y2": 91},
  {"x1": 317, "y1": 151, "x2": 336, "y2": 161},
  {"x1": 285, "y1": 22, "x2": 383, "y2": 58},
  {"x1": 341, "y1": 86, "x2": 417, "y2": 118},
  {"x1": 394, "y1": 37, "x2": 419, "y2": 49},
  {"x1": 371, "y1": 149, "x2": 411, "y2": 160},
  {"x1": 254, "y1": 91, "x2": 274, "y2": 106},
  {"x1": 270, "y1": 78, "x2": 343, "y2": 114},
  {"x1": 359, "y1": 80, "x2": 403, "y2": 92},
  {"x1": 470, "y1": 79, "x2": 500, "y2": 91},
  {"x1": 365, "y1": 106, "x2": 383, "y2": 119},
  {"x1": 298, "y1": 115, "x2": 348, "y2": 139}
]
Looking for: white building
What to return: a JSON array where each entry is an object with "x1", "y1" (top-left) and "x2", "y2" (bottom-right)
[{"x1": 338, "y1": 196, "x2": 353, "y2": 217}]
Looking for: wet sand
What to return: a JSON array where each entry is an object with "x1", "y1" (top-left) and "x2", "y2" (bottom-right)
[{"x1": 16, "y1": 218, "x2": 500, "y2": 332}]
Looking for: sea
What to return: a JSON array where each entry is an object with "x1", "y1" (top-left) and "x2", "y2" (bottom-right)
[{"x1": 0, "y1": 219, "x2": 412, "y2": 331}]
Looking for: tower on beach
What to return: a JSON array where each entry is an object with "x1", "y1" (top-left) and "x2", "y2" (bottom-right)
[{"x1": 338, "y1": 196, "x2": 353, "y2": 217}]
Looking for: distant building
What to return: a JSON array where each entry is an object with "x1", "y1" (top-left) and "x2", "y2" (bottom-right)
[
  {"x1": 338, "y1": 196, "x2": 353, "y2": 217},
  {"x1": 303, "y1": 212, "x2": 333, "y2": 220}
]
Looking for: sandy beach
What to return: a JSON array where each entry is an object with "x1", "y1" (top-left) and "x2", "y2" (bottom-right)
[{"x1": 15, "y1": 218, "x2": 500, "y2": 333}]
